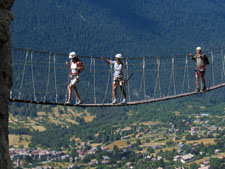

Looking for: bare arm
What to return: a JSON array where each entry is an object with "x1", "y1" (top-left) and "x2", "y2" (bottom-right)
[
  {"x1": 189, "y1": 53, "x2": 196, "y2": 60},
  {"x1": 65, "y1": 62, "x2": 70, "y2": 69},
  {"x1": 77, "y1": 61, "x2": 85, "y2": 71},
  {"x1": 101, "y1": 57, "x2": 111, "y2": 64}
]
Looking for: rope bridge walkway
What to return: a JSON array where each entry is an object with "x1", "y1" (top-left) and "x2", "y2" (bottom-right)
[{"x1": 9, "y1": 47, "x2": 225, "y2": 107}]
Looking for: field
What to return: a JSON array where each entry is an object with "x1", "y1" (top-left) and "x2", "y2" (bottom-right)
[
  {"x1": 105, "y1": 140, "x2": 128, "y2": 151},
  {"x1": 9, "y1": 106, "x2": 96, "y2": 149},
  {"x1": 9, "y1": 134, "x2": 31, "y2": 148},
  {"x1": 186, "y1": 138, "x2": 215, "y2": 145}
]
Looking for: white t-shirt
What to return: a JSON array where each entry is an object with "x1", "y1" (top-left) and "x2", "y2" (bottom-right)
[
  {"x1": 70, "y1": 61, "x2": 78, "y2": 74},
  {"x1": 110, "y1": 61, "x2": 124, "y2": 78}
]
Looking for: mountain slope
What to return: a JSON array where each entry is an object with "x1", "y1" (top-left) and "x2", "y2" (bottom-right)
[{"x1": 11, "y1": 0, "x2": 225, "y2": 57}]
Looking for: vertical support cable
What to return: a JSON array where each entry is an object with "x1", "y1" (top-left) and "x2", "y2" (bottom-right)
[
  {"x1": 143, "y1": 57, "x2": 146, "y2": 99},
  {"x1": 182, "y1": 56, "x2": 190, "y2": 93},
  {"x1": 126, "y1": 58, "x2": 131, "y2": 101},
  {"x1": 186, "y1": 56, "x2": 190, "y2": 92},
  {"x1": 44, "y1": 52, "x2": 51, "y2": 102},
  {"x1": 102, "y1": 57, "x2": 112, "y2": 104},
  {"x1": 168, "y1": 56, "x2": 176, "y2": 95},
  {"x1": 84, "y1": 56, "x2": 93, "y2": 103},
  {"x1": 158, "y1": 58, "x2": 161, "y2": 97},
  {"x1": 172, "y1": 57, "x2": 176, "y2": 95},
  {"x1": 18, "y1": 50, "x2": 29, "y2": 99},
  {"x1": 168, "y1": 59, "x2": 172, "y2": 95},
  {"x1": 210, "y1": 51, "x2": 215, "y2": 87},
  {"x1": 138, "y1": 57, "x2": 146, "y2": 100},
  {"x1": 53, "y1": 54, "x2": 58, "y2": 103},
  {"x1": 65, "y1": 75, "x2": 70, "y2": 103},
  {"x1": 221, "y1": 49, "x2": 225, "y2": 82},
  {"x1": 65, "y1": 56, "x2": 71, "y2": 102},
  {"x1": 30, "y1": 51, "x2": 37, "y2": 101},
  {"x1": 93, "y1": 58, "x2": 96, "y2": 104},
  {"x1": 110, "y1": 58, "x2": 113, "y2": 102},
  {"x1": 154, "y1": 57, "x2": 161, "y2": 98}
]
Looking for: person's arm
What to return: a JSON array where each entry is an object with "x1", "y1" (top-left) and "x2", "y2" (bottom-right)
[
  {"x1": 101, "y1": 57, "x2": 111, "y2": 64},
  {"x1": 77, "y1": 61, "x2": 85, "y2": 71},
  {"x1": 189, "y1": 53, "x2": 196, "y2": 60},
  {"x1": 65, "y1": 62, "x2": 70, "y2": 69}
]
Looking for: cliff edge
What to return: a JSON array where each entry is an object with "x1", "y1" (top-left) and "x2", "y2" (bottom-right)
[{"x1": 0, "y1": 0, "x2": 14, "y2": 168}]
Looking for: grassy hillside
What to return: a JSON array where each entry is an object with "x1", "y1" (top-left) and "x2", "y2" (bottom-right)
[{"x1": 9, "y1": 87, "x2": 225, "y2": 149}]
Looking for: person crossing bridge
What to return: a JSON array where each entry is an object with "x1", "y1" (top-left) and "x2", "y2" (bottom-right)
[
  {"x1": 65, "y1": 51, "x2": 85, "y2": 104},
  {"x1": 189, "y1": 47, "x2": 209, "y2": 92},
  {"x1": 101, "y1": 54, "x2": 127, "y2": 104}
]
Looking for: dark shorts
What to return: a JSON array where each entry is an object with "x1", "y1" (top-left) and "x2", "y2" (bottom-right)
[{"x1": 195, "y1": 66, "x2": 205, "y2": 77}]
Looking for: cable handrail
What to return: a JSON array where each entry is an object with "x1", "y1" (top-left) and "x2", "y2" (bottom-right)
[{"x1": 11, "y1": 46, "x2": 225, "y2": 60}]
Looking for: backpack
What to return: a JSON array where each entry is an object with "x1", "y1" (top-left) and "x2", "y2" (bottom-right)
[
  {"x1": 76, "y1": 61, "x2": 84, "y2": 73},
  {"x1": 203, "y1": 54, "x2": 210, "y2": 65}
]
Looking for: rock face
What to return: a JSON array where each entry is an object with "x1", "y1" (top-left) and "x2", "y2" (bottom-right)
[{"x1": 0, "y1": 0, "x2": 14, "y2": 168}]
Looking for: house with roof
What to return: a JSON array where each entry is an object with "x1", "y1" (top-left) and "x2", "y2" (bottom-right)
[
  {"x1": 181, "y1": 153, "x2": 194, "y2": 164},
  {"x1": 173, "y1": 155, "x2": 181, "y2": 162},
  {"x1": 214, "y1": 149, "x2": 220, "y2": 154}
]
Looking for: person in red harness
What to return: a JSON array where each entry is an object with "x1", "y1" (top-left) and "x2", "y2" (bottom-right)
[
  {"x1": 190, "y1": 47, "x2": 209, "y2": 92},
  {"x1": 65, "y1": 51, "x2": 85, "y2": 104}
]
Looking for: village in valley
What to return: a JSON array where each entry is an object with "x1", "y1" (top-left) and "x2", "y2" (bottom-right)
[{"x1": 9, "y1": 108, "x2": 225, "y2": 169}]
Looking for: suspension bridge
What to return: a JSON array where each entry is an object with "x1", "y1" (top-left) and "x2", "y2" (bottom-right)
[{"x1": 9, "y1": 47, "x2": 225, "y2": 107}]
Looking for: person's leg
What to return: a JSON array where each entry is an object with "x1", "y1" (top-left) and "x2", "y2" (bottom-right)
[
  {"x1": 120, "y1": 84, "x2": 127, "y2": 104},
  {"x1": 73, "y1": 85, "x2": 81, "y2": 103},
  {"x1": 195, "y1": 73, "x2": 200, "y2": 91},
  {"x1": 201, "y1": 76, "x2": 206, "y2": 87},
  {"x1": 120, "y1": 84, "x2": 126, "y2": 100},
  {"x1": 113, "y1": 83, "x2": 118, "y2": 100},
  {"x1": 200, "y1": 70, "x2": 206, "y2": 86},
  {"x1": 111, "y1": 81, "x2": 118, "y2": 104},
  {"x1": 67, "y1": 84, "x2": 72, "y2": 102},
  {"x1": 201, "y1": 73, "x2": 207, "y2": 91}
]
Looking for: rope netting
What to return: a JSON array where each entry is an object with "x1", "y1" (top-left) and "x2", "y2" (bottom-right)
[{"x1": 10, "y1": 47, "x2": 225, "y2": 106}]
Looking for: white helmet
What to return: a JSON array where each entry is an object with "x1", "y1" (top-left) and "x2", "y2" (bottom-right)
[
  {"x1": 196, "y1": 47, "x2": 202, "y2": 51},
  {"x1": 69, "y1": 51, "x2": 77, "y2": 59},
  {"x1": 115, "y1": 53, "x2": 122, "y2": 59}
]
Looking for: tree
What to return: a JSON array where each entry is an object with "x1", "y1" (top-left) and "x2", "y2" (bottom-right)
[
  {"x1": 210, "y1": 158, "x2": 223, "y2": 169},
  {"x1": 83, "y1": 154, "x2": 94, "y2": 163},
  {"x1": 136, "y1": 139, "x2": 141, "y2": 146},
  {"x1": 163, "y1": 150, "x2": 175, "y2": 161},
  {"x1": 71, "y1": 148, "x2": 78, "y2": 158},
  {"x1": 113, "y1": 145, "x2": 119, "y2": 156},
  {"x1": 166, "y1": 140, "x2": 174, "y2": 146},
  {"x1": 189, "y1": 163, "x2": 199, "y2": 169},
  {"x1": 147, "y1": 146, "x2": 154, "y2": 153},
  {"x1": 28, "y1": 142, "x2": 36, "y2": 149}
]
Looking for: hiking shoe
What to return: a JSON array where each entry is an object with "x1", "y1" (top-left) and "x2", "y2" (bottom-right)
[
  {"x1": 195, "y1": 87, "x2": 200, "y2": 92},
  {"x1": 76, "y1": 100, "x2": 82, "y2": 105},
  {"x1": 112, "y1": 99, "x2": 117, "y2": 104},
  {"x1": 121, "y1": 99, "x2": 127, "y2": 104},
  {"x1": 65, "y1": 100, "x2": 70, "y2": 104},
  {"x1": 201, "y1": 86, "x2": 207, "y2": 92}
]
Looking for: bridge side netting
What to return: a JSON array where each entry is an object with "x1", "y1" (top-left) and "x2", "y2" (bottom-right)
[{"x1": 10, "y1": 47, "x2": 225, "y2": 105}]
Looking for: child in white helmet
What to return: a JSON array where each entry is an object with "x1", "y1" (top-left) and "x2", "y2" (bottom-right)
[
  {"x1": 102, "y1": 54, "x2": 127, "y2": 104},
  {"x1": 65, "y1": 51, "x2": 85, "y2": 104}
]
